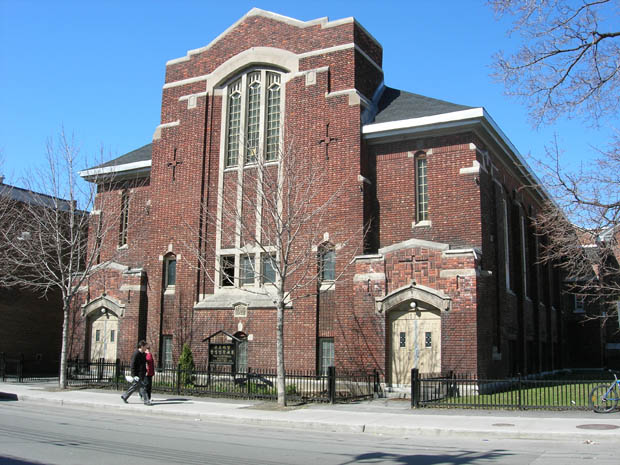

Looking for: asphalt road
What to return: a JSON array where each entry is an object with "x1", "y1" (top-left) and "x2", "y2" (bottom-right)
[{"x1": 0, "y1": 402, "x2": 617, "y2": 465}]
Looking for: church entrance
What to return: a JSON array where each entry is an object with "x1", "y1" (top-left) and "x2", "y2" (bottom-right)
[
  {"x1": 89, "y1": 311, "x2": 118, "y2": 361},
  {"x1": 389, "y1": 307, "x2": 441, "y2": 385}
]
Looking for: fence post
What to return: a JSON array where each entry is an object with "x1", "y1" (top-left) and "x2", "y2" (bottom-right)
[
  {"x1": 176, "y1": 364, "x2": 181, "y2": 395},
  {"x1": 0, "y1": 353, "x2": 5, "y2": 382},
  {"x1": 373, "y1": 369, "x2": 379, "y2": 398},
  {"x1": 517, "y1": 372, "x2": 522, "y2": 410},
  {"x1": 328, "y1": 366, "x2": 336, "y2": 404},
  {"x1": 247, "y1": 367, "x2": 252, "y2": 397},
  {"x1": 115, "y1": 358, "x2": 121, "y2": 391},
  {"x1": 411, "y1": 368, "x2": 420, "y2": 408},
  {"x1": 18, "y1": 353, "x2": 24, "y2": 383}
]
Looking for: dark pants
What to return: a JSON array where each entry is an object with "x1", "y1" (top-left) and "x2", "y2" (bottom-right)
[
  {"x1": 123, "y1": 378, "x2": 149, "y2": 403},
  {"x1": 145, "y1": 376, "x2": 153, "y2": 399}
]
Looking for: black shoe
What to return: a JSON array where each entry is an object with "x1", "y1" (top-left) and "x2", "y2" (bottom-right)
[
  {"x1": 144, "y1": 401, "x2": 152, "y2": 406},
  {"x1": 121, "y1": 395, "x2": 128, "y2": 404}
]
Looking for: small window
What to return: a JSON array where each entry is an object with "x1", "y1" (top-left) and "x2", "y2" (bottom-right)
[
  {"x1": 425, "y1": 332, "x2": 432, "y2": 348},
  {"x1": 95, "y1": 329, "x2": 101, "y2": 342},
  {"x1": 399, "y1": 332, "x2": 406, "y2": 348},
  {"x1": 319, "y1": 247, "x2": 335, "y2": 282},
  {"x1": 119, "y1": 190, "x2": 129, "y2": 246},
  {"x1": 574, "y1": 296, "x2": 585, "y2": 313},
  {"x1": 318, "y1": 338, "x2": 334, "y2": 376},
  {"x1": 261, "y1": 253, "x2": 276, "y2": 284},
  {"x1": 110, "y1": 330, "x2": 115, "y2": 343},
  {"x1": 162, "y1": 335, "x2": 173, "y2": 369},
  {"x1": 165, "y1": 256, "x2": 176, "y2": 288},
  {"x1": 415, "y1": 155, "x2": 428, "y2": 222},
  {"x1": 220, "y1": 255, "x2": 235, "y2": 287},
  {"x1": 240, "y1": 255, "x2": 255, "y2": 286}
]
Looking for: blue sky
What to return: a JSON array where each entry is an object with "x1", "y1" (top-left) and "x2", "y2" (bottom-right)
[{"x1": 0, "y1": 1, "x2": 611, "y2": 188}]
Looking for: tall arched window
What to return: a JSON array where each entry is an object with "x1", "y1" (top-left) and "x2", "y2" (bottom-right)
[
  {"x1": 415, "y1": 153, "x2": 428, "y2": 223},
  {"x1": 164, "y1": 253, "x2": 176, "y2": 289},
  {"x1": 318, "y1": 244, "x2": 335, "y2": 282},
  {"x1": 224, "y1": 69, "x2": 282, "y2": 167}
]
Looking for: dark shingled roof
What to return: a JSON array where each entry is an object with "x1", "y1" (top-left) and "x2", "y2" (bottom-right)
[
  {"x1": 92, "y1": 143, "x2": 152, "y2": 169},
  {"x1": 373, "y1": 87, "x2": 473, "y2": 124}
]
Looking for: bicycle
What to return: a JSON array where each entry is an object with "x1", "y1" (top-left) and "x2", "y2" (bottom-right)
[{"x1": 590, "y1": 370, "x2": 620, "y2": 413}]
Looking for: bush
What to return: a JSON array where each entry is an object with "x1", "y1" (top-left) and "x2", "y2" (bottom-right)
[{"x1": 178, "y1": 343, "x2": 195, "y2": 387}]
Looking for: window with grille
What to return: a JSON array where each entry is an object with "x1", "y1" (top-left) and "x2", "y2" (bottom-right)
[
  {"x1": 416, "y1": 155, "x2": 428, "y2": 222},
  {"x1": 224, "y1": 70, "x2": 282, "y2": 167},
  {"x1": 162, "y1": 335, "x2": 173, "y2": 369},
  {"x1": 318, "y1": 338, "x2": 334, "y2": 376},
  {"x1": 118, "y1": 190, "x2": 129, "y2": 246}
]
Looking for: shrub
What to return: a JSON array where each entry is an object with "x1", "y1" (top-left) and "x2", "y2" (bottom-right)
[{"x1": 178, "y1": 343, "x2": 195, "y2": 387}]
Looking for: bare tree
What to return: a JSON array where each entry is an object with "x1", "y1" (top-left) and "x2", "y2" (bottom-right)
[
  {"x1": 184, "y1": 139, "x2": 366, "y2": 406},
  {"x1": 491, "y1": 1, "x2": 620, "y2": 320},
  {"x1": 0, "y1": 130, "x2": 145, "y2": 387},
  {"x1": 490, "y1": 0, "x2": 620, "y2": 126}
]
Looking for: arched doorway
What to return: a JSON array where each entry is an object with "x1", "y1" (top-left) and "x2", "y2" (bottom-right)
[
  {"x1": 88, "y1": 310, "x2": 119, "y2": 361},
  {"x1": 375, "y1": 283, "x2": 450, "y2": 386},
  {"x1": 81, "y1": 295, "x2": 125, "y2": 362}
]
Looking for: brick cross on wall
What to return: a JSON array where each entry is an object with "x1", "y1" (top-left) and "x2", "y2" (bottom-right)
[
  {"x1": 167, "y1": 148, "x2": 183, "y2": 182},
  {"x1": 318, "y1": 123, "x2": 339, "y2": 160}
]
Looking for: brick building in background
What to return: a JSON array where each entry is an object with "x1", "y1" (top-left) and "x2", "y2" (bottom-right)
[
  {"x1": 72, "y1": 9, "x2": 585, "y2": 385},
  {"x1": 0, "y1": 178, "x2": 65, "y2": 375}
]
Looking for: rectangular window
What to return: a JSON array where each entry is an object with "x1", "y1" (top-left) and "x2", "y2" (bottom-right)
[
  {"x1": 110, "y1": 330, "x2": 115, "y2": 342},
  {"x1": 520, "y1": 216, "x2": 528, "y2": 297},
  {"x1": 220, "y1": 255, "x2": 235, "y2": 287},
  {"x1": 416, "y1": 156, "x2": 428, "y2": 222},
  {"x1": 425, "y1": 332, "x2": 432, "y2": 348},
  {"x1": 226, "y1": 80, "x2": 241, "y2": 167},
  {"x1": 118, "y1": 190, "x2": 129, "y2": 246},
  {"x1": 265, "y1": 73, "x2": 281, "y2": 161},
  {"x1": 574, "y1": 296, "x2": 585, "y2": 313},
  {"x1": 95, "y1": 329, "x2": 100, "y2": 342},
  {"x1": 165, "y1": 258, "x2": 176, "y2": 287},
  {"x1": 399, "y1": 332, "x2": 406, "y2": 348},
  {"x1": 240, "y1": 255, "x2": 255, "y2": 286},
  {"x1": 245, "y1": 73, "x2": 261, "y2": 164},
  {"x1": 162, "y1": 336, "x2": 173, "y2": 369},
  {"x1": 320, "y1": 249, "x2": 335, "y2": 282},
  {"x1": 502, "y1": 198, "x2": 511, "y2": 290},
  {"x1": 261, "y1": 253, "x2": 276, "y2": 284},
  {"x1": 318, "y1": 338, "x2": 334, "y2": 376}
]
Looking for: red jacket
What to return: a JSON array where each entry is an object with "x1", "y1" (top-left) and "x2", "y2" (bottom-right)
[{"x1": 146, "y1": 352, "x2": 155, "y2": 377}]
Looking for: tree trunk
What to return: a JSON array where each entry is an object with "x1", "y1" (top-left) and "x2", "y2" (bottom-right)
[
  {"x1": 276, "y1": 299, "x2": 286, "y2": 406},
  {"x1": 59, "y1": 300, "x2": 70, "y2": 389}
]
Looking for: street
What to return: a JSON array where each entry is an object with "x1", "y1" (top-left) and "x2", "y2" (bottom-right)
[{"x1": 0, "y1": 401, "x2": 617, "y2": 465}]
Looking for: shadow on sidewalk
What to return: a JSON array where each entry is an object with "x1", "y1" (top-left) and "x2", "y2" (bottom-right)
[
  {"x1": 341, "y1": 450, "x2": 513, "y2": 465},
  {"x1": 148, "y1": 398, "x2": 192, "y2": 406}
]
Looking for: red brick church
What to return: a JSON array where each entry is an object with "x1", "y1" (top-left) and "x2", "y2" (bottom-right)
[{"x1": 73, "y1": 8, "x2": 573, "y2": 384}]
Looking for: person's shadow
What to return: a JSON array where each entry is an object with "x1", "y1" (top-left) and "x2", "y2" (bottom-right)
[{"x1": 148, "y1": 397, "x2": 191, "y2": 405}]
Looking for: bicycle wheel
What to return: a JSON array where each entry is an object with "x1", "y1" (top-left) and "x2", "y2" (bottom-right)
[{"x1": 590, "y1": 384, "x2": 618, "y2": 413}]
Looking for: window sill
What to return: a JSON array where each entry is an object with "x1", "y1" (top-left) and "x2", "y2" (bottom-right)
[
  {"x1": 320, "y1": 281, "x2": 336, "y2": 292},
  {"x1": 117, "y1": 244, "x2": 129, "y2": 250},
  {"x1": 164, "y1": 286, "x2": 175, "y2": 295},
  {"x1": 412, "y1": 220, "x2": 431, "y2": 228}
]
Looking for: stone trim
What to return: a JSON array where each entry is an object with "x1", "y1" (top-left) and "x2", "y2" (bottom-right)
[
  {"x1": 379, "y1": 237, "x2": 449, "y2": 255},
  {"x1": 375, "y1": 283, "x2": 451, "y2": 314},
  {"x1": 81, "y1": 294, "x2": 126, "y2": 318},
  {"x1": 153, "y1": 120, "x2": 180, "y2": 141}
]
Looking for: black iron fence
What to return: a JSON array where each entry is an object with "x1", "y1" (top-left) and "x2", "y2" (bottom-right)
[
  {"x1": 410, "y1": 369, "x2": 613, "y2": 410},
  {"x1": 0, "y1": 353, "x2": 58, "y2": 383},
  {"x1": 65, "y1": 359, "x2": 381, "y2": 403}
]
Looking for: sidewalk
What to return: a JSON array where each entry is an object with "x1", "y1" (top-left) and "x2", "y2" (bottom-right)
[{"x1": 2, "y1": 381, "x2": 619, "y2": 441}]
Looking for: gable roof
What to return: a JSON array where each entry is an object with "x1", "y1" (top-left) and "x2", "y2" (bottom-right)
[{"x1": 373, "y1": 87, "x2": 473, "y2": 123}]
